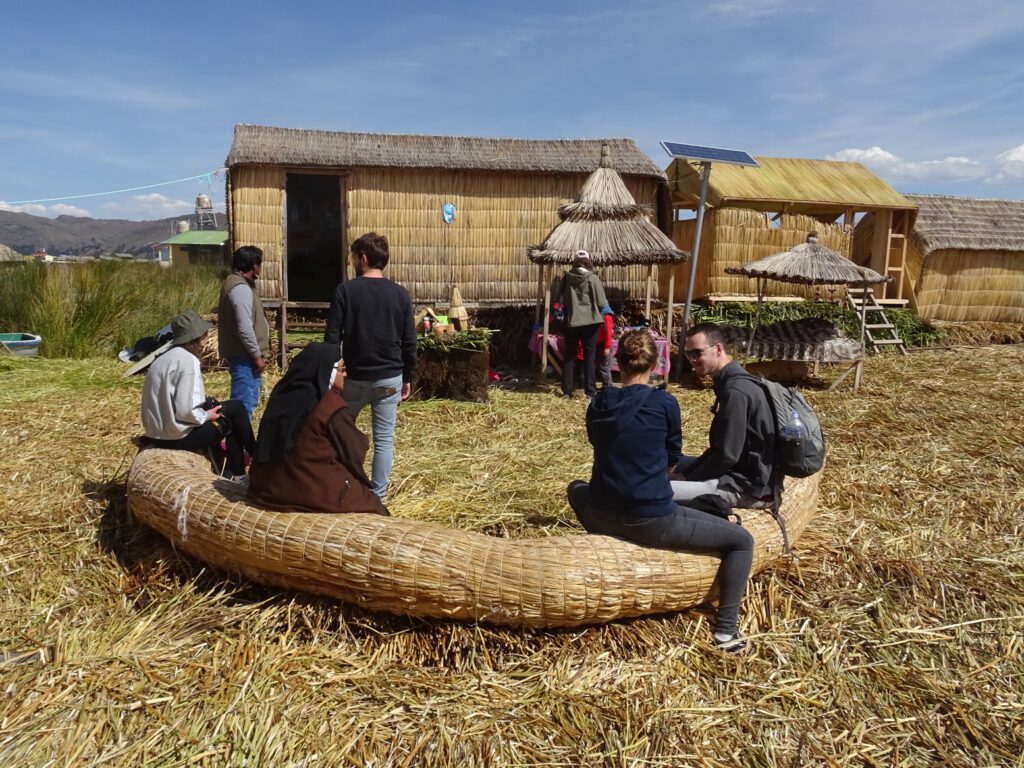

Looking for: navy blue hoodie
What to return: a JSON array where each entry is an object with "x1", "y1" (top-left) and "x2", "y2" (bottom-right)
[{"x1": 586, "y1": 384, "x2": 682, "y2": 517}]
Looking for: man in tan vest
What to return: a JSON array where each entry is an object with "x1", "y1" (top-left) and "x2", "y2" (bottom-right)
[{"x1": 218, "y1": 245, "x2": 271, "y2": 419}]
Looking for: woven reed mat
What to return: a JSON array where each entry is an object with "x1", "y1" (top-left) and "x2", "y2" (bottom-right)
[
  {"x1": 722, "y1": 319, "x2": 864, "y2": 363},
  {"x1": 127, "y1": 449, "x2": 819, "y2": 628}
]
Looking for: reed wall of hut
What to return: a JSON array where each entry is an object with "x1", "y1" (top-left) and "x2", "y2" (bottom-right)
[
  {"x1": 853, "y1": 201, "x2": 1024, "y2": 323},
  {"x1": 229, "y1": 164, "x2": 659, "y2": 305},
  {"x1": 912, "y1": 247, "x2": 1024, "y2": 323},
  {"x1": 659, "y1": 207, "x2": 851, "y2": 300},
  {"x1": 228, "y1": 165, "x2": 287, "y2": 300}
]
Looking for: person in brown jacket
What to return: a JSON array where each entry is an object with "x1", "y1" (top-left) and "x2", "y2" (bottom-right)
[{"x1": 248, "y1": 342, "x2": 388, "y2": 516}]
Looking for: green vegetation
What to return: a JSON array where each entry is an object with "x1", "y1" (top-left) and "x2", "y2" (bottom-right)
[
  {"x1": 0, "y1": 262, "x2": 223, "y2": 358},
  {"x1": 416, "y1": 327, "x2": 496, "y2": 353},
  {"x1": 688, "y1": 299, "x2": 947, "y2": 347}
]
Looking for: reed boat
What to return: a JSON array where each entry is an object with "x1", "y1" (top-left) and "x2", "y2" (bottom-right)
[{"x1": 127, "y1": 448, "x2": 819, "y2": 628}]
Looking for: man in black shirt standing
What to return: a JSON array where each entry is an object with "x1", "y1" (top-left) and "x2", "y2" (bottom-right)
[{"x1": 324, "y1": 232, "x2": 417, "y2": 498}]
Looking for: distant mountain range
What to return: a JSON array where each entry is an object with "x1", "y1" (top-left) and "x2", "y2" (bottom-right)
[{"x1": 0, "y1": 210, "x2": 210, "y2": 257}]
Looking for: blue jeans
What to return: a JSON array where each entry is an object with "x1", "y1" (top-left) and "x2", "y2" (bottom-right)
[
  {"x1": 343, "y1": 374, "x2": 403, "y2": 498},
  {"x1": 228, "y1": 357, "x2": 262, "y2": 420}
]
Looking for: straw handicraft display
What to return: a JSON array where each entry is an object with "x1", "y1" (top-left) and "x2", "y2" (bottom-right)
[{"x1": 127, "y1": 448, "x2": 819, "y2": 628}]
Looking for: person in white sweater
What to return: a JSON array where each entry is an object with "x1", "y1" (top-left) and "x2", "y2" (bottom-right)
[{"x1": 140, "y1": 310, "x2": 255, "y2": 480}]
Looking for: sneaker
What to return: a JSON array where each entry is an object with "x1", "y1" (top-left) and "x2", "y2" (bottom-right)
[
  {"x1": 713, "y1": 633, "x2": 748, "y2": 654},
  {"x1": 228, "y1": 474, "x2": 250, "y2": 488}
]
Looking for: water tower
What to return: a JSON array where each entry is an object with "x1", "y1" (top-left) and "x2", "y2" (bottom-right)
[{"x1": 194, "y1": 192, "x2": 218, "y2": 230}]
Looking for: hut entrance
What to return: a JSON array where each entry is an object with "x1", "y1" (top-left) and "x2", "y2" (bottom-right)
[{"x1": 285, "y1": 173, "x2": 345, "y2": 303}]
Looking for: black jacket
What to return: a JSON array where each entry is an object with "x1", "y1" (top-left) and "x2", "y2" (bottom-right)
[{"x1": 684, "y1": 361, "x2": 776, "y2": 497}]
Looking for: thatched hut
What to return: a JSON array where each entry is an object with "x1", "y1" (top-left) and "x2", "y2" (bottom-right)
[
  {"x1": 659, "y1": 157, "x2": 917, "y2": 302},
  {"x1": 224, "y1": 125, "x2": 671, "y2": 310},
  {"x1": 854, "y1": 194, "x2": 1024, "y2": 323},
  {"x1": 527, "y1": 145, "x2": 689, "y2": 376}
]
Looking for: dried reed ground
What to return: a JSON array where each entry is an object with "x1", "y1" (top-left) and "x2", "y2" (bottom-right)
[{"x1": 0, "y1": 348, "x2": 1022, "y2": 766}]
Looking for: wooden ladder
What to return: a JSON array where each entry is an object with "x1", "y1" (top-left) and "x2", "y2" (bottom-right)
[{"x1": 847, "y1": 287, "x2": 908, "y2": 355}]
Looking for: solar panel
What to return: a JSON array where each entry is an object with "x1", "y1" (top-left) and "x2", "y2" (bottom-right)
[{"x1": 660, "y1": 142, "x2": 759, "y2": 167}]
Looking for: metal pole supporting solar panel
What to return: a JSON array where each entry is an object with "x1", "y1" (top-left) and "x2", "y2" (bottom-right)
[
  {"x1": 683, "y1": 161, "x2": 711, "y2": 332},
  {"x1": 659, "y1": 143, "x2": 757, "y2": 381}
]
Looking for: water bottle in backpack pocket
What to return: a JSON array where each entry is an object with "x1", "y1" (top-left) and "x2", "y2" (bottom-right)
[
  {"x1": 751, "y1": 375, "x2": 826, "y2": 478},
  {"x1": 780, "y1": 408, "x2": 810, "y2": 473}
]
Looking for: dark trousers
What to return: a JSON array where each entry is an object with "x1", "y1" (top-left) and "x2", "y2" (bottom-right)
[
  {"x1": 568, "y1": 482, "x2": 754, "y2": 635},
  {"x1": 149, "y1": 399, "x2": 255, "y2": 476},
  {"x1": 563, "y1": 323, "x2": 601, "y2": 397}
]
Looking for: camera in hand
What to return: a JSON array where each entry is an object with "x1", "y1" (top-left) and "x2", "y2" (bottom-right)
[{"x1": 201, "y1": 397, "x2": 220, "y2": 410}]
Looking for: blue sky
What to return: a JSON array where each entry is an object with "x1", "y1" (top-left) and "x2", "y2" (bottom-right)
[{"x1": 2, "y1": 0, "x2": 1022, "y2": 221}]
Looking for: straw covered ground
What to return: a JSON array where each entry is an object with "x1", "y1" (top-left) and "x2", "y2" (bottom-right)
[{"x1": 1, "y1": 347, "x2": 1022, "y2": 766}]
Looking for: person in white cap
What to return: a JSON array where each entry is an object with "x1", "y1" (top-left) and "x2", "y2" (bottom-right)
[
  {"x1": 140, "y1": 310, "x2": 255, "y2": 481},
  {"x1": 558, "y1": 250, "x2": 610, "y2": 399}
]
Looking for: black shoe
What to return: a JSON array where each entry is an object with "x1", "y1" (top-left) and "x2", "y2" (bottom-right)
[{"x1": 566, "y1": 480, "x2": 590, "y2": 518}]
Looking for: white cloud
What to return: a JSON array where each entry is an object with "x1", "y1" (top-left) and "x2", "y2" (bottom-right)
[
  {"x1": 0, "y1": 201, "x2": 93, "y2": 218},
  {"x1": 0, "y1": 70, "x2": 195, "y2": 111},
  {"x1": 99, "y1": 193, "x2": 198, "y2": 220},
  {"x1": 986, "y1": 143, "x2": 1024, "y2": 183},
  {"x1": 701, "y1": 0, "x2": 792, "y2": 19},
  {"x1": 827, "y1": 146, "x2": 987, "y2": 182}
]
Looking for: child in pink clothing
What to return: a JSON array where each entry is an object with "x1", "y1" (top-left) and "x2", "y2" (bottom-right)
[{"x1": 577, "y1": 311, "x2": 616, "y2": 388}]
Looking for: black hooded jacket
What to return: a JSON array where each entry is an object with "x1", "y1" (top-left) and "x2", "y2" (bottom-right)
[
  {"x1": 253, "y1": 342, "x2": 340, "y2": 464},
  {"x1": 586, "y1": 384, "x2": 682, "y2": 517}
]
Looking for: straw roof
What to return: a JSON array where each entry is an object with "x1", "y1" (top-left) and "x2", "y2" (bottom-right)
[
  {"x1": 905, "y1": 193, "x2": 1024, "y2": 252},
  {"x1": 528, "y1": 146, "x2": 690, "y2": 266},
  {"x1": 726, "y1": 233, "x2": 891, "y2": 286},
  {"x1": 226, "y1": 124, "x2": 666, "y2": 179},
  {"x1": 667, "y1": 156, "x2": 916, "y2": 215}
]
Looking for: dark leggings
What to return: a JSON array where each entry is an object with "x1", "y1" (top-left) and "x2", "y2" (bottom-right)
[
  {"x1": 568, "y1": 483, "x2": 754, "y2": 635},
  {"x1": 149, "y1": 399, "x2": 255, "y2": 476},
  {"x1": 563, "y1": 323, "x2": 601, "y2": 397}
]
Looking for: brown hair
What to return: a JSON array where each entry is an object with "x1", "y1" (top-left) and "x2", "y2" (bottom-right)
[
  {"x1": 351, "y1": 232, "x2": 390, "y2": 269},
  {"x1": 615, "y1": 329, "x2": 658, "y2": 376}
]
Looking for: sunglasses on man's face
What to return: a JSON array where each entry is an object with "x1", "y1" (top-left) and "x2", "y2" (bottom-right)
[{"x1": 684, "y1": 345, "x2": 712, "y2": 361}]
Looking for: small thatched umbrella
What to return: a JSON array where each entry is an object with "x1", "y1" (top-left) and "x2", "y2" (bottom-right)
[
  {"x1": 527, "y1": 145, "x2": 689, "y2": 378},
  {"x1": 726, "y1": 232, "x2": 891, "y2": 385}
]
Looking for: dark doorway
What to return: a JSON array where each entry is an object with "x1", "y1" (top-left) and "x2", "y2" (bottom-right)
[{"x1": 286, "y1": 174, "x2": 345, "y2": 302}]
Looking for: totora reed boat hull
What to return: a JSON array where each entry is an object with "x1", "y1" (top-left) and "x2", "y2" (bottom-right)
[{"x1": 127, "y1": 448, "x2": 819, "y2": 628}]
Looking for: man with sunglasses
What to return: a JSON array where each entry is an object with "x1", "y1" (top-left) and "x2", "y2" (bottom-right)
[{"x1": 671, "y1": 322, "x2": 776, "y2": 508}]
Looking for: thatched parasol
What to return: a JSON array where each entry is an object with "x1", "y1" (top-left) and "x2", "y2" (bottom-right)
[
  {"x1": 726, "y1": 233, "x2": 891, "y2": 387},
  {"x1": 725, "y1": 232, "x2": 891, "y2": 287},
  {"x1": 527, "y1": 145, "x2": 690, "y2": 378}
]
